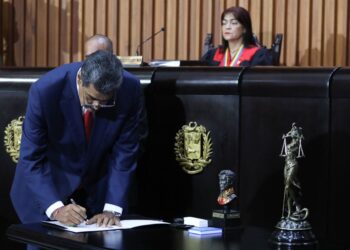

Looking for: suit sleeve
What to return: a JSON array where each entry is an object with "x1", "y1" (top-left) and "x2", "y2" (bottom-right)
[
  {"x1": 104, "y1": 77, "x2": 142, "y2": 209},
  {"x1": 18, "y1": 83, "x2": 61, "y2": 214}
]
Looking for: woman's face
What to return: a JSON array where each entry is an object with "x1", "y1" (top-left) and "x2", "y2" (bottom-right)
[{"x1": 221, "y1": 13, "x2": 245, "y2": 42}]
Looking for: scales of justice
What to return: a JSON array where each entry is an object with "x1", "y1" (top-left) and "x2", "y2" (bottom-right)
[{"x1": 270, "y1": 123, "x2": 318, "y2": 248}]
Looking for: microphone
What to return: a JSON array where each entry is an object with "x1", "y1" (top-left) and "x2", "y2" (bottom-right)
[{"x1": 136, "y1": 27, "x2": 165, "y2": 56}]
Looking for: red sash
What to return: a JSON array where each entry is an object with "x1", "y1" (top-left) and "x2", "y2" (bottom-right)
[{"x1": 213, "y1": 46, "x2": 259, "y2": 66}]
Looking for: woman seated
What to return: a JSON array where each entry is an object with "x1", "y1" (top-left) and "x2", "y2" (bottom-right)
[{"x1": 201, "y1": 6, "x2": 273, "y2": 67}]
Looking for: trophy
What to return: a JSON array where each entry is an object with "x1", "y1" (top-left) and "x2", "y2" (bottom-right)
[
  {"x1": 212, "y1": 170, "x2": 240, "y2": 229},
  {"x1": 270, "y1": 123, "x2": 318, "y2": 247}
]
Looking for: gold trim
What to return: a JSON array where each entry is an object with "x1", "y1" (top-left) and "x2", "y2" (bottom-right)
[
  {"x1": 174, "y1": 122, "x2": 213, "y2": 174},
  {"x1": 117, "y1": 56, "x2": 143, "y2": 66},
  {"x1": 4, "y1": 116, "x2": 24, "y2": 164}
]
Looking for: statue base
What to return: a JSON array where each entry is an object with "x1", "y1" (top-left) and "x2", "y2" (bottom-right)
[
  {"x1": 269, "y1": 218, "x2": 318, "y2": 248},
  {"x1": 211, "y1": 209, "x2": 240, "y2": 229}
]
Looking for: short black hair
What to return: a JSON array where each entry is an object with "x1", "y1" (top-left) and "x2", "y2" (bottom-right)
[{"x1": 81, "y1": 50, "x2": 123, "y2": 94}]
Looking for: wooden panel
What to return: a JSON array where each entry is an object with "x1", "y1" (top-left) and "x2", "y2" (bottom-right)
[
  {"x1": 96, "y1": 0, "x2": 106, "y2": 35},
  {"x1": 177, "y1": 0, "x2": 189, "y2": 60},
  {"x1": 226, "y1": 0, "x2": 238, "y2": 9},
  {"x1": 59, "y1": 0, "x2": 72, "y2": 65},
  {"x1": 335, "y1": 0, "x2": 348, "y2": 66},
  {"x1": 118, "y1": 0, "x2": 130, "y2": 56},
  {"x1": 0, "y1": 1, "x2": 2, "y2": 65},
  {"x1": 36, "y1": 0, "x2": 48, "y2": 66},
  {"x1": 1, "y1": 0, "x2": 350, "y2": 67},
  {"x1": 189, "y1": 0, "x2": 201, "y2": 59},
  {"x1": 261, "y1": 0, "x2": 273, "y2": 47},
  {"x1": 2, "y1": 1, "x2": 8, "y2": 65},
  {"x1": 213, "y1": 0, "x2": 225, "y2": 46},
  {"x1": 107, "y1": 0, "x2": 118, "y2": 54},
  {"x1": 71, "y1": 0, "x2": 83, "y2": 61},
  {"x1": 250, "y1": 0, "x2": 262, "y2": 42},
  {"x1": 274, "y1": 0, "x2": 287, "y2": 65},
  {"x1": 348, "y1": 1, "x2": 350, "y2": 66},
  {"x1": 165, "y1": 0, "x2": 177, "y2": 59},
  {"x1": 153, "y1": 0, "x2": 165, "y2": 59},
  {"x1": 141, "y1": 0, "x2": 153, "y2": 61},
  {"x1": 285, "y1": 0, "x2": 298, "y2": 66},
  {"x1": 24, "y1": 0, "x2": 36, "y2": 66},
  {"x1": 48, "y1": 0, "x2": 60, "y2": 67},
  {"x1": 311, "y1": 0, "x2": 324, "y2": 66},
  {"x1": 201, "y1": 0, "x2": 214, "y2": 56},
  {"x1": 8, "y1": 0, "x2": 14, "y2": 65},
  {"x1": 13, "y1": 0, "x2": 25, "y2": 66},
  {"x1": 323, "y1": 0, "x2": 336, "y2": 66},
  {"x1": 83, "y1": 0, "x2": 95, "y2": 56},
  {"x1": 298, "y1": 0, "x2": 311, "y2": 66},
  {"x1": 130, "y1": 0, "x2": 142, "y2": 56},
  {"x1": 238, "y1": 0, "x2": 250, "y2": 10},
  {"x1": 2, "y1": 0, "x2": 15, "y2": 66}
]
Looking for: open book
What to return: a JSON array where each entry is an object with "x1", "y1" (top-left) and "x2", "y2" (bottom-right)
[{"x1": 42, "y1": 219, "x2": 169, "y2": 233}]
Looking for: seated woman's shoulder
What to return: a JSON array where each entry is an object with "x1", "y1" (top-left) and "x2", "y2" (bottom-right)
[
  {"x1": 250, "y1": 46, "x2": 274, "y2": 66},
  {"x1": 200, "y1": 46, "x2": 222, "y2": 66}
]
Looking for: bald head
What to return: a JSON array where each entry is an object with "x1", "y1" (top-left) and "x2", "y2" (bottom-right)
[{"x1": 85, "y1": 35, "x2": 113, "y2": 57}]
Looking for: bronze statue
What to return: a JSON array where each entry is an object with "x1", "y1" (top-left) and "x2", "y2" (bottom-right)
[
  {"x1": 217, "y1": 170, "x2": 237, "y2": 206},
  {"x1": 212, "y1": 169, "x2": 240, "y2": 228},
  {"x1": 270, "y1": 123, "x2": 317, "y2": 246},
  {"x1": 280, "y1": 123, "x2": 308, "y2": 221}
]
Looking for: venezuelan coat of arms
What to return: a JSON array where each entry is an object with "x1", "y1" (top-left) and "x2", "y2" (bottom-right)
[
  {"x1": 4, "y1": 116, "x2": 24, "y2": 163},
  {"x1": 174, "y1": 121, "x2": 213, "y2": 174}
]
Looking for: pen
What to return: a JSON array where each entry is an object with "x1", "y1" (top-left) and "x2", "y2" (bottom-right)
[{"x1": 70, "y1": 198, "x2": 88, "y2": 222}]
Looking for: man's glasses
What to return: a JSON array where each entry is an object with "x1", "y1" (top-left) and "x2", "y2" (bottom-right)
[{"x1": 81, "y1": 85, "x2": 116, "y2": 109}]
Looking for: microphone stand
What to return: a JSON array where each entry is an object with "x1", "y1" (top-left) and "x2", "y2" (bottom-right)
[{"x1": 136, "y1": 27, "x2": 165, "y2": 56}]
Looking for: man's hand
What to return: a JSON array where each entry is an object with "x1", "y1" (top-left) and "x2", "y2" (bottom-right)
[
  {"x1": 53, "y1": 204, "x2": 87, "y2": 226},
  {"x1": 86, "y1": 211, "x2": 121, "y2": 227}
]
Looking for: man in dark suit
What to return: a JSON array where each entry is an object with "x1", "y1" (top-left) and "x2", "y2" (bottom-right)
[
  {"x1": 10, "y1": 50, "x2": 142, "y2": 234},
  {"x1": 84, "y1": 34, "x2": 148, "y2": 152}
]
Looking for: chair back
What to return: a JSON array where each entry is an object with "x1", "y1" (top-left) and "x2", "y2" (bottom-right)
[
  {"x1": 202, "y1": 33, "x2": 214, "y2": 56},
  {"x1": 270, "y1": 34, "x2": 283, "y2": 65}
]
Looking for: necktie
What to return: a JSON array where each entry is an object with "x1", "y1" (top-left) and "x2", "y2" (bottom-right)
[{"x1": 83, "y1": 110, "x2": 93, "y2": 142}]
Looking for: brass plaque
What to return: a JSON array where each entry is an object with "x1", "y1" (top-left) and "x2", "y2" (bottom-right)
[
  {"x1": 117, "y1": 56, "x2": 143, "y2": 66},
  {"x1": 4, "y1": 116, "x2": 24, "y2": 163},
  {"x1": 174, "y1": 122, "x2": 213, "y2": 174}
]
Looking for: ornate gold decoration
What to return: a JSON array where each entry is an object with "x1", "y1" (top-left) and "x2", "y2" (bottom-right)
[
  {"x1": 174, "y1": 121, "x2": 213, "y2": 174},
  {"x1": 4, "y1": 116, "x2": 24, "y2": 163}
]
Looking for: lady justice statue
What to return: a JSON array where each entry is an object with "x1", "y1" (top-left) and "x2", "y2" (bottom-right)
[
  {"x1": 280, "y1": 123, "x2": 308, "y2": 220},
  {"x1": 270, "y1": 123, "x2": 317, "y2": 247}
]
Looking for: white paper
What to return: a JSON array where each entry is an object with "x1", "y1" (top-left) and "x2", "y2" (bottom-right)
[
  {"x1": 148, "y1": 60, "x2": 180, "y2": 67},
  {"x1": 42, "y1": 219, "x2": 169, "y2": 233}
]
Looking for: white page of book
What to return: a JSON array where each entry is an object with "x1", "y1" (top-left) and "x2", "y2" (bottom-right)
[{"x1": 42, "y1": 219, "x2": 169, "y2": 233}]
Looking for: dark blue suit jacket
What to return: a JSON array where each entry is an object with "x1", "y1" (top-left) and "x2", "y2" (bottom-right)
[{"x1": 10, "y1": 62, "x2": 142, "y2": 223}]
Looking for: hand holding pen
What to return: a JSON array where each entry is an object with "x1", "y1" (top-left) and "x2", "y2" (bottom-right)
[
  {"x1": 52, "y1": 199, "x2": 87, "y2": 226},
  {"x1": 70, "y1": 198, "x2": 88, "y2": 223}
]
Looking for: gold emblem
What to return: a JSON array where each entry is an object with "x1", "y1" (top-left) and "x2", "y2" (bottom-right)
[
  {"x1": 4, "y1": 116, "x2": 24, "y2": 163},
  {"x1": 174, "y1": 122, "x2": 213, "y2": 174}
]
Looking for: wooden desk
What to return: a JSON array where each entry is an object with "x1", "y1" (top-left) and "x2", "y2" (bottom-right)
[{"x1": 7, "y1": 223, "x2": 275, "y2": 250}]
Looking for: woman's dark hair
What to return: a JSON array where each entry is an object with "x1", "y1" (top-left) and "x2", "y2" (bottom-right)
[{"x1": 220, "y1": 6, "x2": 256, "y2": 51}]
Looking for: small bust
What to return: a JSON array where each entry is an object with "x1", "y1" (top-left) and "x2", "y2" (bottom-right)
[{"x1": 217, "y1": 170, "x2": 237, "y2": 206}]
